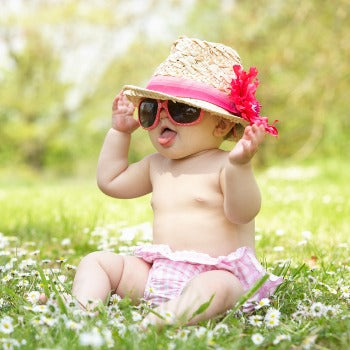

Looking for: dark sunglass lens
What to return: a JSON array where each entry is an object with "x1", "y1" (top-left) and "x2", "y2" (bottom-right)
[
  {"x1": 168, "y1": 101, "x2": 201, "y2": 124},
  {"x1": 139, "y1": 99, "x2": 158, "y2": 128}
]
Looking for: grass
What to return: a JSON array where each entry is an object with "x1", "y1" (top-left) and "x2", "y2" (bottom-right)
[{"x1": 0, "y1": 158, "x2": 349, "y2": 349}]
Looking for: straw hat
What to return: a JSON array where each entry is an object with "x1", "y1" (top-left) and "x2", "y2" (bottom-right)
[{"x1": 123, "y1": 36, "x2": 277, "y2": 137}]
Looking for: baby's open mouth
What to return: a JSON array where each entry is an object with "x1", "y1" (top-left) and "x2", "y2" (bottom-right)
[{"x1": 158, "y1": 127, "x2": 177, "y2": 146}]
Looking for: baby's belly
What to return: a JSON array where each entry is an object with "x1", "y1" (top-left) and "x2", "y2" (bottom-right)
[{"x1": 152, "y1": 210, "x2": 255, "y2": 257}]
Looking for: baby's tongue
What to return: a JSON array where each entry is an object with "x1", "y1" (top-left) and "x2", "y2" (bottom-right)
[{"x1": 158, "y1": 129, "x2": 177, "y2": 146}]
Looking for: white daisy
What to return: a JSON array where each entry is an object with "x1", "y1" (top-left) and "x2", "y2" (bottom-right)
[
  {"x1": 255, "y1": 298, "x2": 270, "y2": 309},
  {"x1": 310, "y1": 302, "x2": 326, "y2": 317},
  {"x1": 265, "y1": 317, "x2": 280, "y2": 328},
  {"x1": 265, "y1": 307, "x2": 281, "y2": 320},
  {"x1": 248, "y1": 315, "x2": 263, "y2": 327},
  {"x1": 273, "y1": 334, "x2": 291, "y2": 344},
  {"x1": 251, "y1": 333, "x2": 264, "y2": 345},
  {"x1": 79, "y1": 328, "x2": 104, "y2": 347},
  {"x1": 0, "y1": 316, "x2": 14, "y2": 334},
  {"x1": 131, "y1": 311, "x2": 142, "y2": 322},
  {"x1": 25, "y1": 291, "x2": 41, "y2": 304},
  {"x1": 340, "y1": 286, "x2": 350, "y2": 299}
]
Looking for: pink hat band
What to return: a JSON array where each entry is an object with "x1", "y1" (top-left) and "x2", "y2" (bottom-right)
[{"x1": 146, "y1": 75, "x2": 239, "y2": 115}]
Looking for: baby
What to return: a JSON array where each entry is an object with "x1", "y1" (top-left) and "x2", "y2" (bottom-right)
[{"x1": 72, "y1": 37, "x2": 282, "y2": 326}]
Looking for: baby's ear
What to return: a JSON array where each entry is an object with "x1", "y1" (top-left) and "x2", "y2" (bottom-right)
[{"x1": 213, "y1": 118, "x2": 234, "y2": 137}]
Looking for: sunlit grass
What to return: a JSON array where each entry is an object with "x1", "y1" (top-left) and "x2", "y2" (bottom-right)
[{"x1": 0, "y1": 159, "x2": 349, "y2": 349}]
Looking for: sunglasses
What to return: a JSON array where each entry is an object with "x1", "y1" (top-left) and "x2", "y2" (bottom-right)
[{"x1": 138, "y1": 98, "x2": 204, "y2": 130}]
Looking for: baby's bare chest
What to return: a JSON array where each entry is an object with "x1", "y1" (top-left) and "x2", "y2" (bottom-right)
[{"x1": 151, "y1": 170, "x2": 223, "y2": 210}]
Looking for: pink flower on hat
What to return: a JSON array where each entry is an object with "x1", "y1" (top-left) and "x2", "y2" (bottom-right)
[{"x1": 230, "y1": 65, "x2": 278, "y2": 136}]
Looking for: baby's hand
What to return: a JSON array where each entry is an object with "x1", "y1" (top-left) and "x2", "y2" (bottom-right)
[
  {"x1": 112, "y1": 93, "x2": 139, "y2": 134},
  {"x1": 228, "y1": 124, "x2": 265, "y2": 165}
]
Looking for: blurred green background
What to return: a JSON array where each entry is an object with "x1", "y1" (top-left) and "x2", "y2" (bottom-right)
[{"x1": 1, "y1": 0, "x2": 349, "y2": 181}]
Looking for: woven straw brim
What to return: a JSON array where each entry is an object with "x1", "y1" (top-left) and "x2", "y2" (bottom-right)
[{"x1": 123, "y1": 85, "x2": 248, "y2": 127}]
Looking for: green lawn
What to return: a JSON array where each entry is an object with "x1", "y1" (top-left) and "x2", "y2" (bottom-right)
[{"x1": 0, "y1": 158, "x2": 349, "y2": 349}]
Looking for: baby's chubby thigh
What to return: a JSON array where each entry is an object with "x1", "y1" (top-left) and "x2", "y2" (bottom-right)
[
  {"x1": 147, "y1": 269, "x2": 245, "y2": 327},
  {"x1": 183, "y1": 270, "x2": 245, "y2": 312},
  {"x1": 115, "y1": 255, "x2": 151, "y2": 301},
  {"x1": 73, "y1": 251, "x2": 150, "y2": 303}
]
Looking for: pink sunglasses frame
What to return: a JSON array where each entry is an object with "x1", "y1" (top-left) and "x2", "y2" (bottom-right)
[{"x1": 138, "y1": 99, "x2": 204, "y2": 130}]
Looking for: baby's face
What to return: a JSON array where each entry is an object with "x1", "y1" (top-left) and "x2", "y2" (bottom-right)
[{"x1": 148, "y1": 111, "x2": 223, "y2": 159}]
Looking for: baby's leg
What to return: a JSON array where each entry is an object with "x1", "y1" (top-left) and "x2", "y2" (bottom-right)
[
  {"x1": 72, "y1": 252, "x2": 150, "y2": 308},
  {"x1": 145, "y1": 270, "x2": 244, "y2": 327}
]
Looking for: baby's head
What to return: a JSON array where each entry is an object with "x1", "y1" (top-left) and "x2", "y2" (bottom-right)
[{"x1": 123, "y1": 37, "x2": 277, "y2": 158}]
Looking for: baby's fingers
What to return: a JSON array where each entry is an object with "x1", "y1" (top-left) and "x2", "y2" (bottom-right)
[
  {"x1": 245, "y1": 124, "x2": 265, "y2": 147},
  {"x1": 252, "y1": 124, "x2": 266, "y2": 144},
  {"x1": 112, "y1": 93, "x2": 123, "y2": 111}
]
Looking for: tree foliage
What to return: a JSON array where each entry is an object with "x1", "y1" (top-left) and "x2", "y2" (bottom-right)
[
  {"x1": 186, "y1": 0, "x2": 350, "y2": 163},
  {"x1": 0, "y1": 0, "x2": 349, "y2": 175},
  {"x1": 0, "y1": 30, "x2": 71, "y2": 170}
]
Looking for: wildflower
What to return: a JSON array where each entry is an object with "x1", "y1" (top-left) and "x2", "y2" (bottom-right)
[
  {"x1": 20, "y1": 258, "x2": 37, "y2": 268},
  {"x1": 194, "y1": 326, "x2": 207, "y2": 338},
  {"x1": 131, "y1": 311, "x2": 142, "y2": 322},
  {"x1": 273, "y1": 246, "x2": 284, "y2": 252},
  {"x1": 17, "y1": 280, "x2": 29, "y2": 288},
  {"x1": 31, "y1": 318, "x2": 41, "y2": 327},
  {"x1": 328, "y1": 287, "x2": 337, "y2": 294},
  {"x1": 86, "y1": 299, "x2": 100, "y2": 311},
  {"x1": 61, "y1": 238, "x2": 71, "y2": 246},
  {"x1": 0, "y1": 298, "x2": 5, "y2": 309},
  {"x1": 325, "y1": 305, "x2": 340, "y2": 317},
  {"x1": 31, "y1": 270, "x2": 40, "y2": 277},
  {"x1": 265, "y1": 308, "x2": 281, "y2": 328},
  {"x1": 40, "y1": 315, "x2": 56, "y2": 327},
  {"x1": 265, "y1": 307, "x2": 281, "y2": 319},
  {"x1": 109, "y1": 294, "x2": 121, "y2": 304},
  {"x1": 310, "y1": 302, "x2": 326, "y2": 317},
  {"x1": 56, "y1": 257, "x2": 66, "y2": 264},
  {"x1": 275, "y1": 229, "x2": 285, "y2": 236},
  {"x1": 102, "y1": 328, "x2": 114, "y2": 348},
  {"x1": 248, "y1": 315, "x2": 263, "y2": 327},
  {"x1": 2, "y1": 338, "x2": 20, "y2": 350},
  {"x1": 302, "y1": 231, "x2": 312, "y2": 240},
  {"x1": 302, "y1": 334, "x2": 317, "y2": 349},
  {"x1": 337, "y1": 242, "x2": 348, "y2": 249},
  {"x1": 340, "y1": 286, "x2": 350, "y2": 299},
  {"x1": 255, "y1": 298, "x2": 270, "y2": 309},
  {"x1": 251, "y1": 333, "x2": 264, "y2": 345},
  {"x1": 160, "y1": 310, "x2": 175, "y2": 325},
  {"x1": 265, "y1": 317, "x2": 280, "y2": 328},
  {"x1": 213, "y1": 323, "x2": 229, "y2": 334},
  {"x1": 30, "y1": 250, "x2": 40, "y2": 256},
  {"x1": 206, "y1": 330, "x2": 216, "y2": 346},
  {"x1": 25, "y1": 291, "x2": 41, "y2": 304},
  {"x1": 273, "y1": 334, "x2": 291, "y2": 344},
  {"x1": 176, "y1": 329, "x2": 190, "y2": 341},
  {"x1": 115, "y1": 322, "x2": 127, "y2": 337},
  {"x1": 2, "y1": 274, "x2": 12, "y2": 282},
  {"x1": 79, "y1": 328, "x2": 104, "y2": 347},
  {"x1": 42, "y1": 259, "x2": 51, "y2": 264},
  {"x1": 0, "y1": 316, "x2": 14, "y2": 334},
  {"x1": 33, "y1": 305, "x2": 48, "y2": 313},
  {"x1": 65, "y1": 264, "x2": 76, "y2": 270},
  {"x1": 311, "y1": 288, "x2": 322, "y2": 297},
  {"x1": 66, "y1": 320, "x2": 83, "y2": 331},
  {"x1": 168, "y1": 343, "x2": 176, "y2": 350}
]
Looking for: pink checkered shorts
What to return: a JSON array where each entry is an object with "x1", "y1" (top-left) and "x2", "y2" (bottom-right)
[{"x1": 133, "y1": 244, "x2": 283, "y2": 312}]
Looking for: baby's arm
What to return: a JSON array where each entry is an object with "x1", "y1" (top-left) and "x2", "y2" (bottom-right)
[
  {"x1": 97, "y1": 93, "x2": 152, "y2": 199},
  {"x1": 221, "y1": 124, "x2": 265, "y2": 224}
]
